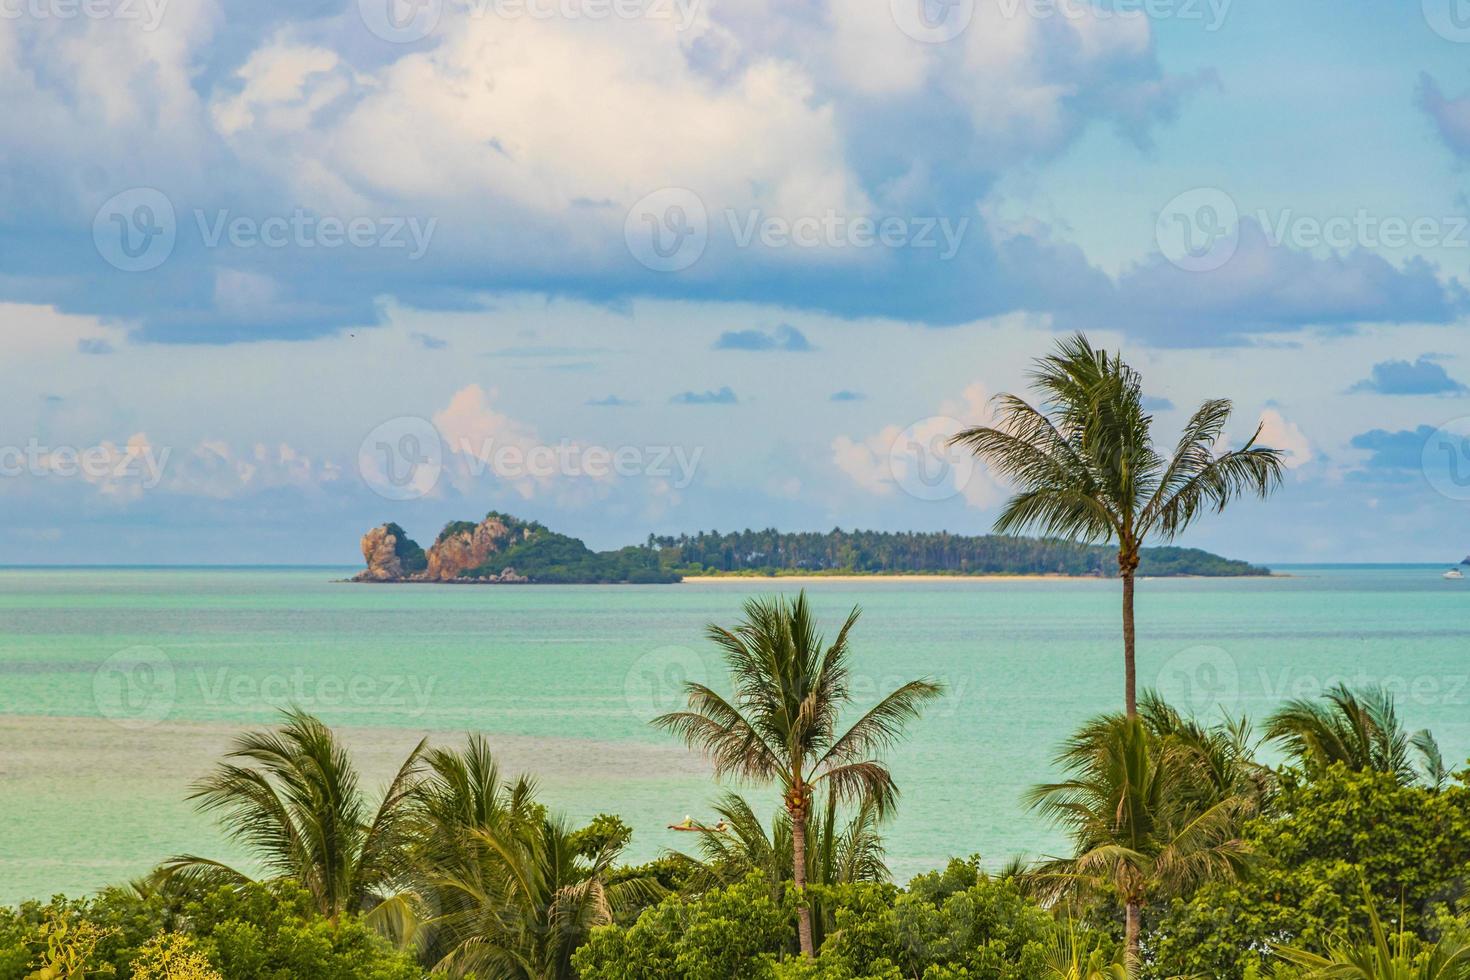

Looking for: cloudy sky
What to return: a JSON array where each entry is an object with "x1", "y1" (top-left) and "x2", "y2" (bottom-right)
[{"x1": 4, "y1": 0, "x2": 1470, "y2": 564}]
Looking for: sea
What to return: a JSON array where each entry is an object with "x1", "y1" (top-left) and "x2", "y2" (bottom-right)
[{"x1": 1, "y1": 564, "x2": 1466, "y2": 905}]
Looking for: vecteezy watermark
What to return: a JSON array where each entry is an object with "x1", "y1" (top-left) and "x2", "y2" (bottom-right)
[
  {"x1": 625, "y1": 187, "x2": 709, "y2": 273},
  {"x1": 93, "y1": 646, "x2": 440, "y2": 729},
  {"x1": 993, "y1": 0, "x2": 1231, "y2": 30},
  {"x1": 94, "y1": 189, "x2": 438, "y2": 272},
  {"x1": 888, "y1": 415, "x2": 976, "y2": 502},
  {"x1": 1158, "y1": 186, "x2": 1470, "y2": 273},
  {"x1": 1423, "y1": 0, "x2": 1470, "y2": 42},
  {"x1": 359, "y1": 416, "x2": 445, "y2": 502},
  {"x1": 0, "y1": 0, "x2": 168, "y2": 29},
  {"x1": 1156, "y1": 187, "x2": 1240, "y2": 273},
  {"x1": 194, "y1": 210, "x2": 437, "y2": 259},
  {"x1": 357, "y1": 415, "x2": 705, "y2": 500},
  {"x1": 624, "y1": 645, "x2": 707, "y2": 723},
  {"x1": 1155, "y1": 644, "x2": 1470, "y2": 716},
  {"x1": 1258, "y1": 209, "x2": 1470, "y2": 252},
  {"x1": 624, "y1": 187, "x2": 970, "y2": 273},
  {"x1": 358, "y1": 0, "x2": 441, "y2": 42},
  {"x1": 0, "y1": 438, "x2": 170, "y2": 488},
  {"x1": 94, "y1": 646, "x2": 176, "y2": 730},
  {"x1": 1155, "y1": 644, "x2": 1241, "y2": 715},
  {"x1": 1422, "y1": 416, "x2": 1470, "y2": 501},
  {"x1": 93, "y1": 188, "x2": 177, "y2": 273},
  {"x1": 358, "y1": 0, "x2": 699, "y2": 42},
  {"x1": 890, "y1": 0, "x2": 974, "y2": 42}
]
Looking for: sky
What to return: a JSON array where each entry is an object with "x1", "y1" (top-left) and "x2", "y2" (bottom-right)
[{"x1": 3, "y1": 0, "x2": 1470, "y2": 564}]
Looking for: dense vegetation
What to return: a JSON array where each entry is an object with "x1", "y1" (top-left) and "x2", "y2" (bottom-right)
[
  {"x1": 466, "y1": 527, "x2": 679, "y2": 584},
  {"x1": 385, "y1": 522, "x2": 428, "y2": 574},
  {"x1": 647, "y1": 529, "x2": 1267, "y2": 578}
]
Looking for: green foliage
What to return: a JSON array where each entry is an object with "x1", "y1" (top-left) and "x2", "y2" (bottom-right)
[
  {"x1": 650, "y1": 528, "x2": 1266, "y2": 577},
  {"x1": 1265, "y1": 684, "x2": 1426, "y2": 785},
  {"x1": 154, "y1": 709, "x2": 425, "y2": 922},
  {"x1": 467, "y1": 529, "x2": 679, "y2": 583},
  {"x1": 383, "y1": 523, "x2": 427, "y2": 574},
  {"x1": 574, "y1": 873, "x2": 793, "y2": 980},
  {"x1": 179, "y1": 882, "x2": 420, "y2": 980},
  {"x1": 1273, "y1": 879, "x2": 1470, "y2": 978},
  {"x1": 0, "y1": 883, "x2": 418, "y2": 980},
  {"x1": 1150, "y1": 766, "x2": 1470, "y2": 979},
  {"x1": 575, "y1": 862, "x2": 1083, "y2": 980}
]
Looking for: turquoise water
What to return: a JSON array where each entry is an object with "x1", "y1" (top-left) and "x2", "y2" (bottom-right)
[{"x1": 1, "y1": 565, "x2": 1467, "y2": 904}]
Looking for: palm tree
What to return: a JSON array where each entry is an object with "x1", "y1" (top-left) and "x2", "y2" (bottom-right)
[
  {"x1": 654, "y1": 591, "x2": 944, "y2": 957},
  {"x1": 1138, "y1": 691, "x2": 1275, "y2": 808},
  {"x1": 671, "y1": 788, "x2": 887, "y2": 951},
  {"x1": 1026, "y1": 712, "x2": 1255, "y2": 975},
  {"x1": 155, "y1": 708, "x2": 425, "y2": 924},
  {"x1": 1265, "y1": 684, "x2": 1426, "y2": 785},
  {"x1": 1275, "y1": 879, "x2": 1470, "y2": 978},
  {"x1": 409, "y1": 736, "x2": 656, "y2": 979},
  {"x1": 950, "y1": 333, "x2": 1285, "y2": 716}
]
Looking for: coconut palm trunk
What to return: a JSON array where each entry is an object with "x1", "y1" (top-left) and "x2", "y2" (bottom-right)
[
  {"x1": 1124, "y1": 901, "x2": 1141, "y2": 974},
  {"x1": 1120, "y1": 545, "x2": 1139, "y2": 717},
  {"x1": 788, "y1": 789, "x2": 815, "y2": 956}
]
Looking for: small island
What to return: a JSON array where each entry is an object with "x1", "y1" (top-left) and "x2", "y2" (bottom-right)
[{"x1": 351, "y1": 514, "x2": 1269, "y2": 584}]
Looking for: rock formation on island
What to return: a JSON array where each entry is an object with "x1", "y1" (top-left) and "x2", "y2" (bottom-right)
[{"x1": 351, "y1": 512, "x2": 678, "y2": 584}]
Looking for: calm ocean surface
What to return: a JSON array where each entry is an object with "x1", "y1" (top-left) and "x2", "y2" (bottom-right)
[{"x1": 1, "y1": 565, "x2": 1466, "y2": 904}]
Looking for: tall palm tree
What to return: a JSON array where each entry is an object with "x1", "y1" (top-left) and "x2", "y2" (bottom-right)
[
  {"x1": 950, "y1": 334, "x2": 1285, "y2": 716},
  {"x1": 409, "y1": 736, "x2": 657, "y2": 979},
  {"x1": 654, "y1": 591, "x2": 944, "y2": 957},
  {"x1": 671, "y1": 789, "x2": 887, "y2": 951},
  {"x1": 1027, "y1": 712, "x2": 1255, "y2": 975},
  {"x1": 155, "y1": 708, "x2": 425, "y2": 924},
  {"x1": 1265, "y1": 684, "x2": 1424, "y2": 785},
  {"x1": 1275, "y1": 879, "x2": 1470, "y2": 978}
]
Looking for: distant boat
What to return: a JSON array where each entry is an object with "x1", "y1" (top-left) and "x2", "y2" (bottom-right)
[{"x1": 1444, "y1": 568, "x2": 1464, "y2": 580}]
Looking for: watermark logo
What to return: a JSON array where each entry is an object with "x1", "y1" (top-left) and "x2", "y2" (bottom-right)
[
  {"x1": 94, "y1": 188, "x2": 176, "y2": 273},
  {"x1": 725, "y1": 210, "x2": 968, "y2": 258},
  {"x1": 1257, "y1": 209, "x2": 1469, "y2": 251},
  {"x1": 1, "y1": 0, "x2": 169, "y2": 29},
  {"x1": 359, "y1": 0, "x2": 441, "y2": 41},
  {"x1": 1424, "y1": 0, "x2": 1470, "y2": 42},
  {"x1": 890, "y1": 0, "x2": 974, "y2": 42},
  {"x1": 1423, "y1": 417, "x2": 1470, "y2": 501},
  {"x1": 94, "y1": 646, "x2": 176, "y2": 730},
  {"x1": 888, "y1": 415, "x2": 975, "y2": 501},
  {"x1": 1156, "y1": 187, "x2": 1239, "y2": 273},
  {"x1": 625, "y1": 187, "x2": 708, "y2": 273},
  {"x1": 624, "y1": 645, "x2": 707, "y2": 723},
  {"x1": 194, "y1": 210, "x2": 436, "y2": 259},
  {"x1": 359, "y1": 416, "x2": 445, "y2": 501},
  {"x1": 1155, "y1": 644, "x2": 1239, "y2": 715},
  {"x1": 357, "y1": 416, "x2": 704, "y2": 500},
  {"x1": 992, "y1": 0, "x2": 1231, "y2": 31}
]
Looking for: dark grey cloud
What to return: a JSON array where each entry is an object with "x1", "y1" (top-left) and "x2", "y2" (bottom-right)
[
  {"x1": 587, "y1": 395, "x2": 636, "y2": 407},
  {"x1": 830, "y1": 390, "x2": 867, "y2": 402},
  {"x1": 1349, "y1": 356, "x2": 1467, "y2": 395},
  {"x1": 1141, "y1": 396, "x2": 1175, "y2": 410},
  {"x1": 1349, "y1": 425, "x2": 1436, "y2": 471},
  {"x1": 1417, "y1": 73, "x2": 1470, "y2": 160},
  {"x1": 671, "y1": 386, "x2": 739, "y2": 405},
  {"x1": 714, "y1": 324, "x2": 813, "y2": 352},
  {"x1": 411, "y1": 332, "x2": 447, "y2": 350}
]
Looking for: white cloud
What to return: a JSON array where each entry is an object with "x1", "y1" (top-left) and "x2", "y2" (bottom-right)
[
  {"x1": 1255, "y1": 409, "x2": 1313, "y2": 470},
  {"x1": 832, "y1": 382, "x2": 1002, "y2": 508}
]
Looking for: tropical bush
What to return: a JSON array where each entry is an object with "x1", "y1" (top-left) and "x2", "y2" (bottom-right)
[{"x1": 1149, "y1": 766, "x2": 1470, "y2": 979}]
